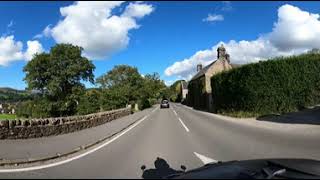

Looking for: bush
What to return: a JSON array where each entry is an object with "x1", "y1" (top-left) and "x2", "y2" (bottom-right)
[
  {"x1": 138, "y1": 97, "x2": 151, "y2": 110},
  {"x1": 149, "y1": 98, "x2": 157, "y2": 106},
  {"x1": 211, "y1": 53, "x2": 320, "y2": 117},
  {"x1": 99, "y1": 89, "x2": 127, "y2": 111},
  {"x1": 16, "y1": 99, "x2": 51, "y2": 118},
  {"x1": 76, "y1": 89, "x2": 101, "y2": 115}
]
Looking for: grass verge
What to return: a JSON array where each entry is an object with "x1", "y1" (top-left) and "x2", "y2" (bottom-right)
[{"x1": 0, "y1": 114, "x2": 16, "y2": 120}]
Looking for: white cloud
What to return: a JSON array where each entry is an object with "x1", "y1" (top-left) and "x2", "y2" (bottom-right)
[
  {"x1": 0, "y1": 35, "x2": 23, "y2": 66},
  {"x1": 165, "y1": 48, "x2": 216, "y2": 79},
  {"x1": 164, "y1": 80, "x2": 175, "y2": 86},
  {"x1": 122, "y1": 1, "x2": 154, "y2": 19},
  {"x1": 165, "y1": 4, "x2": 318, "y2": 80},
  {"x1": 24, "y1": 40, "x2": 44, "y2": 61},
  {"x1": 0, "y1": 36, "x2": 44, "y2": 66},
  {"x1": 46, "y1": 1, "x2": 154, "y2": 59},
  {"x1": 7, "y1": 20, "x2": 14, "y2": 28},
  {"x1": 2, "y1": 20, "x2": 15, "y2": 37},
  {"x1": 203, "y1": 14, "x2": 224, "y2": 22},
  {"x1": 34, "y1": 25, "x2": 52, "y2": 39},
  {"x1": 269, "y1": 4, "x2": 320, "y2": 51}
]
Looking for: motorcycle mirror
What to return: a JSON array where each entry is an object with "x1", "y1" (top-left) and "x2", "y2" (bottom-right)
[
  {"x1": 181, "y1": 165, "x2": 187, "y2": 172},
  {"x1": 141, "y1": 165, "x2": 146, "y2": 171}
]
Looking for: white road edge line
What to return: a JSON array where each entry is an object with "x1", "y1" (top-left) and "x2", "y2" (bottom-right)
[
  {"x1": 194, "y1": 152, "x2": 218, "y2": 164},
  {"x1": 178, "y1": 117, "x2": 190, "y2": 132},
  {"x1": 185, "y1": 106, "x2": 193, "y2": 110},
  {"x1": 0, "y1": 115, "x2": 151, "y2": 173}
]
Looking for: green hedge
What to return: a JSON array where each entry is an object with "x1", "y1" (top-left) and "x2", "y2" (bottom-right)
[{"x1": 211, "y1": 53, "x2": 320, "y2": 117}]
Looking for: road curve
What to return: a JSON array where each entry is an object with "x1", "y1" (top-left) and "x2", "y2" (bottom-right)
[{"x1": 0, "y1": 103, "x2": 319, "y2": 178}]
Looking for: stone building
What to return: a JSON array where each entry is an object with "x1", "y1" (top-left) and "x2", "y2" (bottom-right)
[
  {"x1": 0, "y1": 103, "x2": 16, "y2": 114},
  {"x1": 0, "y1": 104, "x2": 3, "y2": 114},
  {"x1": 187, "y1": 44, "x2": 237, "y2": 112}
]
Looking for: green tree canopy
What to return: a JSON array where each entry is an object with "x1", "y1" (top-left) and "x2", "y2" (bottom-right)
[
  {"x1": 96, "y1": 65, "x2": 144, "y2": 105},
  {"x1": 141, "y1": 72, "x2": 166, "y2": 100},
  {"x1": 23, "y1": 43, "x2": 95, "y2": 117}
]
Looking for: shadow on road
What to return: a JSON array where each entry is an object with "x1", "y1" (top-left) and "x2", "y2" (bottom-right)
[
  {"x1": 257, "y1": 106, "x2": 320, "y2": 125},
  {"x1": 141, "y1": 157, "x2": 185, "y2": 179}
]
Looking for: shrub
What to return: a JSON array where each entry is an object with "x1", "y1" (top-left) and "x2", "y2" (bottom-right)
[
  {"x1": 16, "y1": 99, "x2": 50, "y2": 118},
  {"x1": 211, "y1": 53, "x2": 320, "y2": 117},
  {"x1": 76, "y1": 89, "x2": 101, "y2": 115},
  {"x1": 138, "y1": 97, "x2": 151, "y2": 110}
]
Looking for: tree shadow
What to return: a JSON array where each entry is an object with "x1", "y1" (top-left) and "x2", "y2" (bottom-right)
[
  {"x1": 141, "y1": 157, "x2": 185, "y2": 179},
  {"x1": 257, "y1": 106, "x2": 320, "y2": 125}
]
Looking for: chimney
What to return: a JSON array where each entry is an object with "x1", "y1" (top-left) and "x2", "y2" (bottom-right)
[
  {"x1": 217, "y1": 44, "x2": 226, "y2": 59},
  {"x1": 197, "y1": 64, "x2": 202, "y2": 72}
]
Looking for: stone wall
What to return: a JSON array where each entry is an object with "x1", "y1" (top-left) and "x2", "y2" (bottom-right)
[{"x1": 0, "y1": 108, "x2": 131, "y2": 139}]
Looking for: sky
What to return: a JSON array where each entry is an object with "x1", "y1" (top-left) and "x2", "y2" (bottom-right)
[{"x1": 0, "y1": 1, "x2": 320, "y2": 90}]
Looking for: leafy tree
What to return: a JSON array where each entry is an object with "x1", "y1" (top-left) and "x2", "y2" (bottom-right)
[
  {"x1": 96, "y1": 65, "x2": 144, "y2": 106},
  {"x1": 141, "y1": 72, "x2": 167, "y2": 100},
  {"x1": 99, "y1": 89, "x2": 128, "y2": 111},
  {"x1": 97, "y1": 65, "x2": 172, "y2": 110},
  {"x1": 23, "y1": 44, "x2": 95, "y2": 117},
  {"x1": 169, "y1": 80, "x2": 185, "y2": 102},
  {"x1": 76, "y1": 89, "x2": 101, "y2": 115}
]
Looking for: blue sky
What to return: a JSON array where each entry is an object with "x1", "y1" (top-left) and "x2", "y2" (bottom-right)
[{"x1": 0, "y1": 1, "x2": 320, "y2": 90}]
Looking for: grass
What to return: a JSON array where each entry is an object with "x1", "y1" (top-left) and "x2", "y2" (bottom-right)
[
  {"x1": 219, "y1": 111, "x2": 261, "y2": 118},
  {"x1": 0, "y1": 114, "x2": 17, "y2": 120}
]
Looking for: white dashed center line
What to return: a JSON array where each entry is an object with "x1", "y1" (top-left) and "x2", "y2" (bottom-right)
[
  {"x1": 178, "y1": 117, "x2": 190, "y2": 132},
  {"x1": 173, "y1": 110, "x2": 178, "y2": 116}
]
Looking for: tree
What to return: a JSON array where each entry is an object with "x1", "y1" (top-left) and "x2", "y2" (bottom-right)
[
  {"x1": 96, "y1": 65, "x2": 144, "y2": 105},
  {"x1": 141, "y1": 72, "x2": 166, "y2": 100},
  {"x1": 23, "y1": 44, "x2": 95, "y2": 117},
  {"x1": 169, "y1": 80, "x2": 184, "y2": 102},
  {"x1": 76, "y1": 89, "x2": 101, "y2": 115}
]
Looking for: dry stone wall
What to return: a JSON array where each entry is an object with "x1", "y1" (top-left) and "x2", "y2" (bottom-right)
[{"x1": 0, "y1": 108, "x2": 131, "y2": 139}]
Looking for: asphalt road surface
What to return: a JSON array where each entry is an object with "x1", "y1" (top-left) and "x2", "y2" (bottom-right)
[{"x1": 1, "y1": 103, "x2": 320, "y2": 179}]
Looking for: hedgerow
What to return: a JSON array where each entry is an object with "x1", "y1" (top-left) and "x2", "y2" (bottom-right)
[{"x1": 211, "y1": 53, "x2": 320, "y2": 117}]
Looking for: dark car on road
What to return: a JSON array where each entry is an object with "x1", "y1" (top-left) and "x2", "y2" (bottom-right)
[{"x1": 160, "y1": 99, "x2": 170, "y2": 108}]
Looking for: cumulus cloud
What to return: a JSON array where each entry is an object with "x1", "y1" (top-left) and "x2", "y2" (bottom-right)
[
  {"x1": 165, "y1": 48, "x2": 216, "y2": 79},
  {"x1": 0, "y1": 36, "x2": 44, "y2": 66},
  {"x1": 165, "y1": 4, "x2": 318, "y2": 80},
  {"x1": 269, "y1": 4, "x2": 320, "y2": 51},
  {"x1": 122, "y1": 1, "x2": 154, "y2": 19},
  {"x1": 203, "y1": 14, "x2": 224, "y2": 22},
  {"x1": 24, "y1": 40, "x2": 44, "y2": 61},
  {"x1": 45, "y1": 1, "x2": 154, "y2": 59},
  {"x1": 0, "y1": 36, "x2": 23, "y2": 66}
]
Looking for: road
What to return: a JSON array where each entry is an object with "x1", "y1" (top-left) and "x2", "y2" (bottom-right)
[{"x1": 0, "y1": 103, "x2": 320, "y2": 178}]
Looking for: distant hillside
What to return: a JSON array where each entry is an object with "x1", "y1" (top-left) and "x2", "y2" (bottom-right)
[
  {"x1": 0, "y1": 87, "x2": 25, "y2": 93},
  {"x1": 0, "y1": 87, "x2": 32, "y2": 103}
]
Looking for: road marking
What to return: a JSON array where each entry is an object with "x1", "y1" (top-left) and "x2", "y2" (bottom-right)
[
  {"x1": 194, "y1": 152, "x2": 218, "y2": 164},
  {"x1": 151, "y1": 107, "x2": 158, "y2": 113},
  {"x1": 0, "y1": 115, "x2": 150, "y2": 173},
  {"x1": 178, "y1": 117, "x2": 190, "y2": 132},
  {"x1": 173, "y1": 110, "x2": 178, "y2": 116}
]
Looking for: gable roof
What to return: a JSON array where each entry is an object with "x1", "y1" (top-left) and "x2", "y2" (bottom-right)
[{"x1": 191, "y1": 61, "x2": 216, "y2": 81}]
